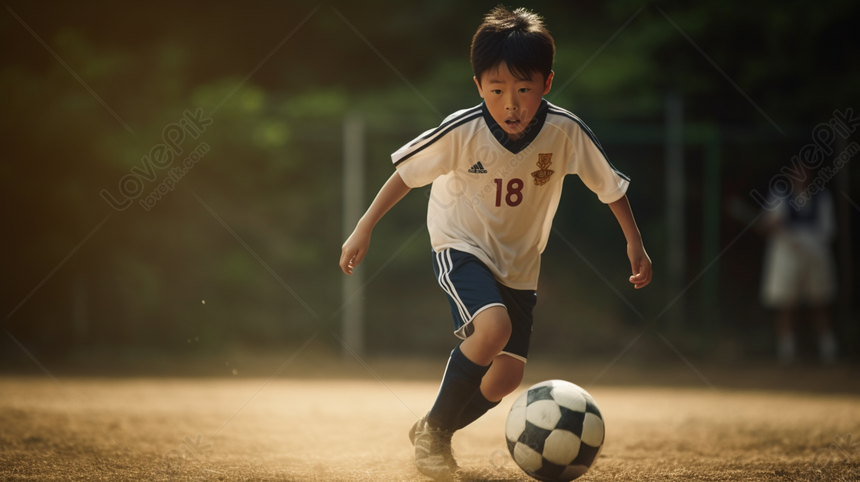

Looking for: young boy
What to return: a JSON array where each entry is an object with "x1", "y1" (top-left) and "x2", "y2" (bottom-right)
[{"x1": 340, "y1": 6, "x2": 652, "y2": 479}]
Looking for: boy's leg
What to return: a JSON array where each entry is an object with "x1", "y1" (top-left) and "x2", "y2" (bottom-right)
[
  {"x1": 480, "y1": 353, "x2": 525, "y2": 401},
  {"x1": 455, "y1": 354, "x2": 524, "y2": 430},
  {"x1": 415, "y1": 307, "x2": 511, "y2": 477},
  {"x1": 454, "y1": 284, "x2": 534, "y2": 430},
  {"x1": 427, "y1": 306, "x2": 511, "y2": 430},
  {"x1": 415, "y1": 249, "x2": 520, "y2": 476}
]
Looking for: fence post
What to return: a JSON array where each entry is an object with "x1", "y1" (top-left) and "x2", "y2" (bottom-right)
[
  {"x1": 701, "y1": 127, "x2": 721, "y2": 329},
  {"x1": 665, "y1": 93, "x2": 685, "y2": 328},
  {"x1": 342, "y1": 113, "x2": 365, "y2": 359}
]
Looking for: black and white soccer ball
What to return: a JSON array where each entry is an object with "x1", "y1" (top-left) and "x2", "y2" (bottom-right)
[{"x1": 505, "y1": 380, "x2": 605, "y2": 481}]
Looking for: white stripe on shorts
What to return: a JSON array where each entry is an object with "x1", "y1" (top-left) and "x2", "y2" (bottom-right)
[
  {"x1": 436, "y1": 250, "x2": 469, "y2": 323},
  {"x1": 443, "y1": 249, "x2": 472, "y2": 321},
  {"x1": 436, "y1": 250, "x2": 471, "y2": 326}
]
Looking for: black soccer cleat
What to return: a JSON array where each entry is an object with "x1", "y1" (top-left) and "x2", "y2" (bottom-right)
[{"x1": 413, "y1": 418, "x2": 458, "y2": 480}]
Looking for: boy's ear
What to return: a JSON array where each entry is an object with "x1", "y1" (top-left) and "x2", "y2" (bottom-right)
[
  {"x1": 473, "y1": 76, "x2": 484, "y2": 98},
  {"x1": 543, "y1": 71, "x2": 554, "y2": 95}
]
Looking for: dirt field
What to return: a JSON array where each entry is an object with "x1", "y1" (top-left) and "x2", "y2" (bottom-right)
[{"x1": 1, "y1": 368, "x2": 859, "y2": 481}]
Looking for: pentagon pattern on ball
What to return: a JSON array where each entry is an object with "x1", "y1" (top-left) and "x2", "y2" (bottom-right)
[
  {"x1": 554, "y1": 405, "x2": 585, "y2": 438},
  {"x1": 505, "y1": 380, "x2": 606, "y2": 482},
  {"x1": 517, "y1": 420, "x2": 553, "y2": 454},
  {"x1": 570, "y1": 442, "x2": 602, "y2": 469},
  {"x1": 527, "y1": 384, "x2": 555, "y2": 404}
]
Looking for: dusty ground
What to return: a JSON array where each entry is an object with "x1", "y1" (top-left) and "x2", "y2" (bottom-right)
[{"x1": 1, "y1": 364, "x2": 859, "y2": 481}]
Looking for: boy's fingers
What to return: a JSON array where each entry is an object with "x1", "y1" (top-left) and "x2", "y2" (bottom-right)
[
  {"x1": 630, "y1": 259, "x2": 652, "y2": 287},
  {"x1": 340, "y1": 248, "x2": 357, "y2": 274},
  {"x1": 629, "y1": 260, "x2": 643, "y2": 280},
  {"x1": 354, "y1": 249, "x2": 365, "y2": 266},
  {"x1": 634, "y1": 268, "x2": 653, "y2": 288}
]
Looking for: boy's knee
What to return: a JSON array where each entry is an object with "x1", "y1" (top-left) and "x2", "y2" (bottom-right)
[
  {"x1": 487, "y1": 317, "x2": 513, "y2": 342},
  {"x1": 473, "y1": 311, "x2": 512, "y2": 347},
  {"x1": 460, "y1": 307, "x2": 512, "y2": 365}
]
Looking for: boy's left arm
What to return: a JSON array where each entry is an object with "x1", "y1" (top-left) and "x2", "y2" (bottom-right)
[{"x1": 608, "y1": 194, "x2": 652, "y2": 289}]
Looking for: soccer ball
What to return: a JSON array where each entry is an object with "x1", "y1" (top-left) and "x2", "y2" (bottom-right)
[{"x1": 505, "y1": 380, "x2": 605, "y2": 481}]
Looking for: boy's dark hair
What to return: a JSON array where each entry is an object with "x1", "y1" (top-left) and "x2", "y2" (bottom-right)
[{"x1": 470, "y1": 6, "x2": 555, "y2": 83}]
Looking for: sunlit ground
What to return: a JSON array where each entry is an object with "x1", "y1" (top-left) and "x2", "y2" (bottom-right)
[{"x1": 1, "y1": 358, "x2": 858, "y2": 481}]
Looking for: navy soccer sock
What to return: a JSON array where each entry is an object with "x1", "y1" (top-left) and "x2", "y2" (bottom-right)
[
  {"x1": 454, "y1": 389, "x2": 501, "y2": 430},
  {"x1": 427, "y1": 343, "x2": 491, "y2": 431}
]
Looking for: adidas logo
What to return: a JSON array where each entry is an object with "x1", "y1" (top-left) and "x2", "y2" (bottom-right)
[{"x1": 467, "y1": 162, "x2": 488, "y2": 174}]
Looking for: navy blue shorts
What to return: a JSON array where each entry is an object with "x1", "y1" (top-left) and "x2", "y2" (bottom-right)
[{"x1": 432, "y1": 248, "x2": 537, "y2": 362}]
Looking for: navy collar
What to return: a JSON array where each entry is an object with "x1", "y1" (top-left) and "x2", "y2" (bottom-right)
[{"x1": 481, "y1": 99, "x2": 549, "y2": 154}]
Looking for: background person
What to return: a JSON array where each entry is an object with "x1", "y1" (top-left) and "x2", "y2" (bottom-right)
[{"x1": 758, "y1": 169, "x2": 838, "y2": 364}]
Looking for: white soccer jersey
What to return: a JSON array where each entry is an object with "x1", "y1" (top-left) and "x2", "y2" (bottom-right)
[{"x1": 392, "y1": 99, "x2": 629, "y2": 290}]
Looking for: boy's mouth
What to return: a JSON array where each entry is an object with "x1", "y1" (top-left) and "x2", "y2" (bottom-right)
[{"x1": 504, "y1": 118, "x2": 521, "y2": 129}]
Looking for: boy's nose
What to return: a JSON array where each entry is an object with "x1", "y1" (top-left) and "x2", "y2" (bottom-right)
[{"x1": 505, "y1": 93, "x2": 518, "y2": 110}]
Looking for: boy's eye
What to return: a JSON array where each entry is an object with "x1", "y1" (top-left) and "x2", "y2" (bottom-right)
[
  {"x1": 491, "y1": 90, "x2": 502, "y2": 94},
  {"x1": 519, "y1": 88, "x2": 530, "y2": 93}
]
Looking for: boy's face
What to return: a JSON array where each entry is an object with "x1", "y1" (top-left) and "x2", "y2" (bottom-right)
[{"x1": 474, "y1": 61, "x2": 553, "y2": 141}]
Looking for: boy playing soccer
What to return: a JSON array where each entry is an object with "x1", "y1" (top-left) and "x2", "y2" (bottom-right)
[{"x1": 340, "y1": 6, "x2": 652, "y2": 479}]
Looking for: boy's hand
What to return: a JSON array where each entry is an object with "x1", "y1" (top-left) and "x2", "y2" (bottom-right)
[
  {"x1": 340, "y1": 226, "x2": 371, "y2": 275},
  {"x1": 627, "y1": 242, "x2": 652, "y2": 289},
  {"x1": 607, "y1": 195, "x2": 652, "y2": 289},
  {"x1": 338, "y1": 172, "x2": 411, "y2": 275}
]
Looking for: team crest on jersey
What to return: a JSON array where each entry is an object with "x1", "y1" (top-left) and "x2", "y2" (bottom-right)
[{"x1": 531, "y1": 153, "x2": 554, "y2": 186}]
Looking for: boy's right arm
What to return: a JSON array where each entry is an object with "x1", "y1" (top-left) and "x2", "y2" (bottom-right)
[{"x1": 339, "y1": 171, "x2": 412, "y2": 275}]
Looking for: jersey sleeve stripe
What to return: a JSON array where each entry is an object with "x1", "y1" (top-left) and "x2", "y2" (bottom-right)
[
  {"x1": 547, "y1": 108, "x2": 632, "y2": 182},
  {"x1": 392, "y1": 112, "x2": 483, "y2": 166},
  {"x1": 416, "y1": 106, "x2": 482, "y2": 142}
]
